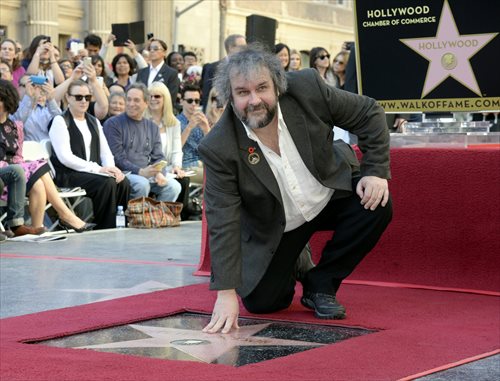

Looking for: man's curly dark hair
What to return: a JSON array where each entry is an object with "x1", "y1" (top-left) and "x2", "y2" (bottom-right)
[{"x1": 0, "y1": 79, "x2": 19, "y2": 115}]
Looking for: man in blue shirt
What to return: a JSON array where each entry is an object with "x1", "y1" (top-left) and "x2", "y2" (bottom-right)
[
  {"x1": 104, "y1": 83, "x2": 181, "y2": 201},
  {"x1": 177, "y1": 84, "x2": 210, "y2": 184}
]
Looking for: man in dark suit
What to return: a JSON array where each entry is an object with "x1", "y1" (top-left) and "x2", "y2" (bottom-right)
[
  {"x1": 200, "y1": 34, "x2": 246, "y2": 111},
  {"x1": 199, "y1": 45, "x2": 393, "y2": 334},
  {"x1": 136, "y1": 39, "x2": 179, "y2": 109}
]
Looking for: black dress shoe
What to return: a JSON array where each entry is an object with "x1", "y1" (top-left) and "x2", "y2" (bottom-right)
[
  {"x1": 293, "y1": 243, "x2": 315, "y2": 283},
  {"x1": 59, "y1": 220, "x2": 97, "y2": 233},
  {"x1": 301, "y1": 291, "x2": 346, "y2": 320}
]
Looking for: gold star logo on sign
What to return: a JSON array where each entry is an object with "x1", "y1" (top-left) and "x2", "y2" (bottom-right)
[{"x1": 400, "y1": 0, "x2": 498, "y2": 97}]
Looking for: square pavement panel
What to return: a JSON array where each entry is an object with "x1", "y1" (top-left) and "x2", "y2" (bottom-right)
[{"x1": 34, "y1": 313, "x2": 376, "y2": 367}]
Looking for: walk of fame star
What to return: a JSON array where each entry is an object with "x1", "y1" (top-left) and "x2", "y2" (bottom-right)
[
  {"x1": 77, "y1": 323, "x2": 325, "y2": 364},
  {"x1": 400, "y1": 0, "x2": 498, "y2": 98},
  {"x1": 39, "y1": 314, "x2": 374, "y2": 366}
]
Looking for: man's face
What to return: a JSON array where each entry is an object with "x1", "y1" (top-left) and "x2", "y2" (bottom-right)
[
  {"x1": 230, "y1": 67, "x2": 277, "y2": 130},
  {"x1": 149, "y1": 41, "x2": 166, "y2": 63},
  {"x1": 184, "y1": 55, "x2": 197, "y2": 70},
  {"x1": 86, "y1": 44, "x2": 100, "y2": 56},
  {"x1": 126, "y1": 88, "x2": 148, "y2": 120},
  {"x1": 181, "y1": 90, "x2": 201, "y2": 117}
]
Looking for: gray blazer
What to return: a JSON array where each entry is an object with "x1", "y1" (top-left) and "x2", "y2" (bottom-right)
[{"x1": 198, "y1": 68, "x2": 390, "y2": 297}]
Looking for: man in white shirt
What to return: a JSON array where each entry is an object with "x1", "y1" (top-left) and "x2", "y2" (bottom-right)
[{"x1": 199, "y1": 45, "x2": 393, "y2": 333}]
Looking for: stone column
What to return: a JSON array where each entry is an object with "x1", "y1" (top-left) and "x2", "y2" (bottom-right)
[
  {"x1": 88, "y1": 0, "x2": 113, "y2": 41},
  {"x1": 143, "y1": 0, "x2": 173, "y2": 49},
  {"x1": 26, "y1": 0, "x2": 59, "y2": 42}
]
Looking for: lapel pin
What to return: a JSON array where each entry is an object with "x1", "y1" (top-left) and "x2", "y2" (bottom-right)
[{"x1": 248, "y1": 146, "x2": 260, "y2": 165}]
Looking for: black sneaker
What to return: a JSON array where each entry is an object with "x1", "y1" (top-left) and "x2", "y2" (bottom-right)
[{"x1": 301, "y1": 291, "x2": 346, "y2": 320}]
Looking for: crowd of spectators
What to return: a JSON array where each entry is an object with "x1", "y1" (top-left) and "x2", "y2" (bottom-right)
[{"x1": 1, "y1": 31, "x2": 359, "y2": 239}]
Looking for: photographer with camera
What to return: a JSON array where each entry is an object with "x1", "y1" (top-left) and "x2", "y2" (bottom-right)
[{"x1": 24, "y1": 35, "x2": 65, "y2": 86}]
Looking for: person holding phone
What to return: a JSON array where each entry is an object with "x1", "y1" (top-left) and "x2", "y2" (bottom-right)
[
  {"x1": 12, "y1": 77, "x2": 62, "y2": 142},
  {"x1": 24, "y1": 35, "x2": 65, "y2": 86},
  {"x1": 177, "y1": 84, "x2": 210, "y2": 185}
]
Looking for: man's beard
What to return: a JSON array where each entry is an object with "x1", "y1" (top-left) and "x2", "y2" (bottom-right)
[{"x1": 234, "y1": 101, "x2": 277, "y2": 129}]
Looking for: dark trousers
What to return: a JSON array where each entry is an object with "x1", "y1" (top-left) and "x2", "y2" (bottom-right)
[
  {"x1": 242, "y1": 178, "x2": 393, "y2": 314},
  {"x1": 63, "y1": 172, "x2": 130, "y2": 229}
]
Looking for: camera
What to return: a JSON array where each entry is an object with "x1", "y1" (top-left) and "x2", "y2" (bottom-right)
[
  {"x1": 30, "y1": 75, "x2": 48, "y2": 85},
  {"x1": 83, "y1": 56, "x2": 92, "y2": 67},
  {"x1": 147, "y1": 33, "x2": 154, "y2": 40},
  {"x1": 344, "y1": 41, "x2": 354, "y2": 51}
]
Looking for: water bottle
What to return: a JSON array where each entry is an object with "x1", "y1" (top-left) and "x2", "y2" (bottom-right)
[{"x1": 116, "y1": 205, "x2": 126, "y2": 228}]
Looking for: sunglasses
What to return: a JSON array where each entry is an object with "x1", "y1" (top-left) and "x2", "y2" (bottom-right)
[
  {"x1": 334, "y1": 60, "x2": 344, "y2": 64},
  {"x1": 184, "y1": 98, "x2": 200, "y2": 104},
  {"x1": 150, "y1": 94, "x2": 162, "y2": 99},
  {"x1": 318, "y1": 54, "x2": 330, "y2": 60},
  {"x1": 70, "y1": 94, "x2": 92, "y2": 102}
]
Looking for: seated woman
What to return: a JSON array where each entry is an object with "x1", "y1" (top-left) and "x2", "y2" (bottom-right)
[
  {"x1": 100, "y1": 91, "x2": 126, "y2": 125},
  {"x1": 0, "y1": 79, "x2": 93, "y2": 234},
  {"x1": 49, "y1": 79, "x2": 130, "y2": 229},
  {"x1": 144, "y1": 81, "x2": 188, "y2": 211}
]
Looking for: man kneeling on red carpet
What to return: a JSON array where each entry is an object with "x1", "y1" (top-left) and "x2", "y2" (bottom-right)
[{"x1": 199, "y1": 45, "x2": 392, "y2": 334}]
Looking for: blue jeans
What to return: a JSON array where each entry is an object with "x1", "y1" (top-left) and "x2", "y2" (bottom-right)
[
  {"x1": 127, "y1": 174, "x2": 181, "y2": 201},
  {"x1": 0, "y1": 165, "x2": 26, "y2": 227}
]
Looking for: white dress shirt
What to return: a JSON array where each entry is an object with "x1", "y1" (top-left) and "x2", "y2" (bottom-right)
[
  {"x1": 147, "y1": 61, "x2": 165, "y2": 86},
  {"x1": 243, "y1": 103, "x2": 334, "y2": 232}
]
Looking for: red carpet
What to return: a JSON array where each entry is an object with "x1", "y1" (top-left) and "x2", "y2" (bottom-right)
[{"x1": 1, "y1": 282, "x2": 498, "y2": 381}]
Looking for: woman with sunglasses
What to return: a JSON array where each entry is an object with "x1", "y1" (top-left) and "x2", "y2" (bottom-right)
[
  {"x1": 309, "y1": 47, "x2": 338, "y2": 88},
  {"x1": 145, "y1": 82, "x2": 184, "y2": 179},
  {"x1": 49, "y1": 80, "x2": 130, "y2": 229},
  {"x1": 1, "y1": 39, "x2": 25, "y2": 88},
  {"x1": 0, "y1": 79, "x2": 93, "y2": 235},
  {"x1": 310, "y1": 48, "x2": 352, "y2": 142},
  {"x1": 145, "y1": 82, "x2": 190, "y2": 216}
]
